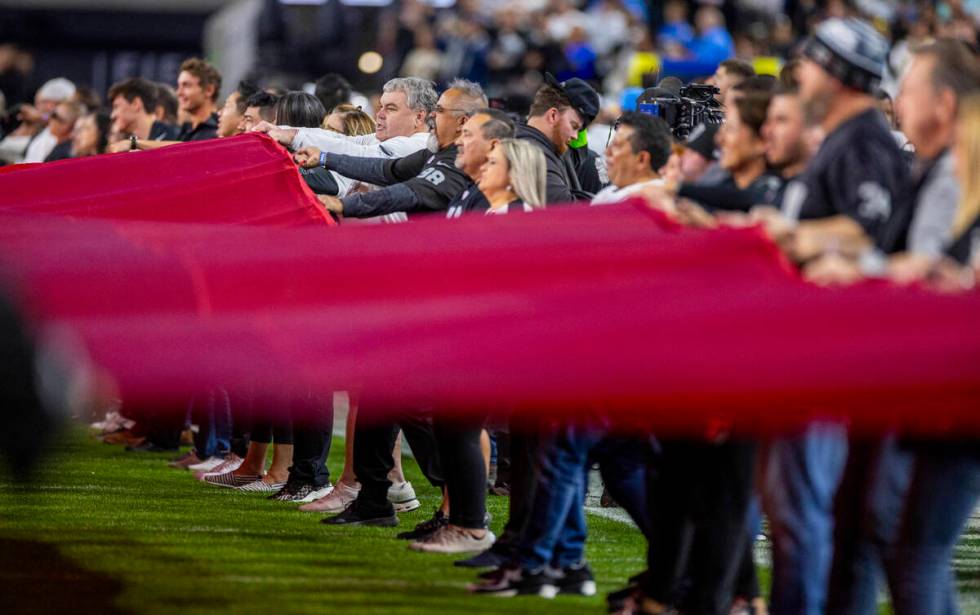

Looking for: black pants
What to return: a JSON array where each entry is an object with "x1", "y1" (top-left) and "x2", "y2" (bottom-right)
[
  {"x1": 288, "y1": 397, "x2": 334, "y2": 488},
  {"x1": 642, "y1": 439, "x2": 757, "y2": 615},
  {"x1": 144, "y1": 411, "x2": 184, "y2": 450},
  {"x1": 433, "y1": 414, "x2": 486, "y2": 529},
  {"x1": 494, "y1": 416, "x2": 538, "y2": 556},
  {"x1": 352, "y1": 406, "x2": 443, "y2": 516},
  {"x1": 229, "y1": 393, "x2": 252, "y2": 458},
  {"x1": 250, "y1": 417, "x2": 293, "y2": 445}
]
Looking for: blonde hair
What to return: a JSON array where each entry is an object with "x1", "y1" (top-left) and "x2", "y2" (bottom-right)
[
  {"x1": 323, "y1": 103, "x2": 375, "y2": 136},
  {"x1": 497, "y1": 139, "x2": 547, "y2": 209},
  {"x1": 952, "y1": 95, "x2": 980, "y2": 238}
]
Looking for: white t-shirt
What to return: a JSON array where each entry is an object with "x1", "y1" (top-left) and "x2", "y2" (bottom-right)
[
  {"x1": 289, "y1": 128, "x2": 430, "y2": 198},
  {"x1": 591, "y1": 178, "x2": 665, "y2": 206}
]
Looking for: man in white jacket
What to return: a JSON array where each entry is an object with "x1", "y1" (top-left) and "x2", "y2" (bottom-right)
[{"x1": 256, "y1": 77, "x2": 436, "y2": 204}]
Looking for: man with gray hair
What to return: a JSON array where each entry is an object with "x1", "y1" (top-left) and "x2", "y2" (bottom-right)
[
  {"x1": 259, "y1": 76, "x2": 436, "y2": 164},
  {"x1": 21, "y1": 78, "x2": 76, "y2": 163}
]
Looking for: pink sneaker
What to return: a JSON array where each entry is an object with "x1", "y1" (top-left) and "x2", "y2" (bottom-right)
[
  {"x1": 297, "y1": 481, "x2": 360, "y2": 512},
  {"x1": 194, "y1": 454, "x2": 244, "y2": 481}
]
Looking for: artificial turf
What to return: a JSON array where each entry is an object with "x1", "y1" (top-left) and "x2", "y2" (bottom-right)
[
  {"x1": 2, "y1": 426, "x2": 978, "y2": 614},
  {"x1": 0, "y1": 426, "x2": 644, "y2": 614}
]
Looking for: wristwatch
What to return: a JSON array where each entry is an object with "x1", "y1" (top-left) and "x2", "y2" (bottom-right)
[{"x1": 130, "y1": 135, "x2": 139, "y2": 151}]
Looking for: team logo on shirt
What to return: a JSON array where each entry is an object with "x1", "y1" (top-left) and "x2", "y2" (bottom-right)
[
  {"x1": 419, "y1": 167, "x2": 446, "y2": 186},
  {"x1": 856, "y1": 181, "x2": 891, "y2": 221}
]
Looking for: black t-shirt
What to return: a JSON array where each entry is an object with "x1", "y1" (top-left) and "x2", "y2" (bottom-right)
[
  {"x1": 446, "y1": 184, "x2": 490, "y2": 218},
  {"x1": 678, "y1": 171, "x2": 783, "y2": 212},
  {"x1": 779, "y1": 109, "x2": 913, "y2": 254},
  {"x1": 177, "y1": 113, "x2": 219, "y2": 142},
  {"x1": 150, "y1": 121, "x2": 179, "y2": 141}
]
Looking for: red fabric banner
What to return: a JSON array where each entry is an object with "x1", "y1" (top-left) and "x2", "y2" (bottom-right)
[
  {"x1": 2, "y1": 202, "x2": 978, "y2": 436},
  {"x1": 0, "y1": 133, "x2": 333, "y2": 227}
]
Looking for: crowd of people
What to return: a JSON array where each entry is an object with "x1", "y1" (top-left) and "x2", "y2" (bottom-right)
[{"x1": 4, "y1": 1, "x2": 980, "y2": 614}]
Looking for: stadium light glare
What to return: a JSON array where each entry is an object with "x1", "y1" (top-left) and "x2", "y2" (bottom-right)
[{"x1": 358, "y1": 51, "x2": 384, "y2": 74}]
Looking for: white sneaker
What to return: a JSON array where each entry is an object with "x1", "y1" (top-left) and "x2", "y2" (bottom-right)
[
  {"x1": 187, "y1": 456, "x2": 226, "y2": 473},
  {"x1": 297, "y1": 481, "x2": 360, "y2": 512},
  {"x1": 387, "y1": 481, "x2": 421, "y2": 513},
  {"x1": 194, "y1": 454, "x2": 243, "y2": 481},
  {"x1": 409, "y1": 526, "x2": 496, "y2": 554}
]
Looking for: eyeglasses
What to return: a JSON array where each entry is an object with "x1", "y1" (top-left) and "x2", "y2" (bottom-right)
[{"x1": 434, "y1": 105, "x2": 466, "y2": 116}]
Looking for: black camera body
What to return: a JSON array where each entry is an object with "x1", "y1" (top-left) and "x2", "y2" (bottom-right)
[{"x1": 636, "y1": 83, "x2": 725, "y2": 141}]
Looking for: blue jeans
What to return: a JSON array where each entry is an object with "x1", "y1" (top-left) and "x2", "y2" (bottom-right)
[
  {"x1": 888, "y1": 449, "x2": 980, "y2": 615},
  {"x1": 518, "y1": 423, "x2": 598, "y2": 571},
  {"x1": 760, "y1": 423, "x2": 847, "y2": 615},
  {"x1": 189, "y1": 389, "x2": 232, "y2": 459}
]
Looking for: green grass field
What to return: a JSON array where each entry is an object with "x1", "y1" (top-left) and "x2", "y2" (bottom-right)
[
  {"x1": 0, "y1": 426, "x2": 646, "y2": 614},
  {"x1": 2, "y1": 426, "x2": 978, "y2": 614}
]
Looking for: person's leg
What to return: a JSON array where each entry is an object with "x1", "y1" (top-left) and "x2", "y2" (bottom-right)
[
  {"x1": 641, "y1": 439, "x2": 698, "y2": 608},
  {"x1": 683, "y1": 440, "x2": 756, "y2": 615},
  {"x1": 190, "y1": 396, "x2": 213, "y2": 458},
  {"x1": 286, "y1": 397, "x2": 333, "y2": 488},
  {"x1": 389, "y1": 435, "x2": 407, "y2": 484},
  {"x1": 347, "y1": 410, "x2": 399, "y2": 518},
  {"x1": 888, "y1": 449, "x2": 980, "y2": 615},
  {"x1": 827, "y1": 437, "x2": 913, "y2": 615},
  {"x1": 760, "y1": 423, "x2": 848, "y2": 615},
  {"x1": 338, "y1": 392, "x2": 358, "y2": 485},
  {"x1": 481, "y1": 430, "x2": 492, "y2": 481},
  {"x1": 229, "y1": 393, "x2": 251, "y2": 459},
  {"x1": 595, "y1": 435, "x2": 652, "y2": 537},
  {"x1": 432, "y1": 415, "x2": 487, "y2": 531},
  {"x1": 212, "y1": 388, "x2": 232, "y2": 457},
  {"x1": 397, "y1": 408, "x2": 444, "y2": 491}
]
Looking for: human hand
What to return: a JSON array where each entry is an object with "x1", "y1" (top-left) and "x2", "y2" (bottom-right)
[
  {"x1": 17, "y1": 104, "x2": 43, "y2": 124},
  {"x1": 293, "y1": 147, "x2": 322, "y2": 169},
  {"x1": 803, "y1": 253, "x2": 863, "y2": 286},
  {"x1": 887, "y1": 252, "x2": 933, "y2": 285},
  {"x1": 674, "y1": 199, "x2": 717, "y2": 229},
  {"x1": 106, "y1": 138, "x2": 134, "y2": 153},
  {"x1": 317, "y1": 194, "x2": 343, "y2": 214}
]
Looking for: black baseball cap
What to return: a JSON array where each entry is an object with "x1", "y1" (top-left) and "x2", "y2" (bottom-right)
[{"x1": 544, "y1": 72, "x2": 601, "y2": 127}]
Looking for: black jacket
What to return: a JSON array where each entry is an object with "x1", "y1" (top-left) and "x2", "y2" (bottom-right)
[
  {"x1": 327, "y1": 145, "x2": 469, "y2": 218},
  {"x1": 516, "y1": 124, "x2": 586, "y2": 204}
]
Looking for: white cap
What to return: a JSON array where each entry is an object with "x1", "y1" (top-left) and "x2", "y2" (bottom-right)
[{"x1": 37, "y1": 78, "x2": 76, "y2": 103}]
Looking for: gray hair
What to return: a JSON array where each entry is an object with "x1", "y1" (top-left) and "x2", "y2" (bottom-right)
[
  {"x1": 467, "y1": 107, "x2": 516, "y2": 140},
  {"x1": 446, "y1": 78, "x2": 488, "y2": 114},
  {"x1": 498, "y1": 138, "x2": 547, "y2": 209},
  {"x1": 382, "y1": 77, "x2": 438, "y2": 114}
]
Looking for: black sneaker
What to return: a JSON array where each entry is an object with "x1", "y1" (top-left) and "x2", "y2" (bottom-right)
[
  {"x1": 555, "y1": 562, "x2": 597, "y2": 596},
  {"x1": 322, "y1": 502, "x2": 398, "y2": 527},
  {"x1": 455, "y1": 538, "x2": 514, "y2": 568},
  {"x1": 469, "y1": 565, "x2": 558, "y2": 598},
  {"x1": 396, "y1": 510, "x2": 447, "y2": 540}
]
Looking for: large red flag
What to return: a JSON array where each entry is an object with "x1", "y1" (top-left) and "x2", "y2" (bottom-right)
[
  {"x1": 0, "y1": 133, "x2": 332, "y2": 227},
  {"x1": 2, "y1": 202, "x2": 978, "y2": 436}
]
